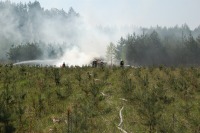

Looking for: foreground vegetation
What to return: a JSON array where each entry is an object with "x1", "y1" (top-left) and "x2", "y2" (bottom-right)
[{"x1": 0, "y1": 65, "x2": 200, "y2": 133}]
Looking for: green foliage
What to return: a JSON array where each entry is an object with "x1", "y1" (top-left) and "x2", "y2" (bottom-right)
[
  {"x1": 7, "y1": 43, "x2": 42, "y2": 62},
  {"x1": 106, "y1": 42, "x2": 116, "y2": 65},
  {"x1": 116, "y1": 28, "x2": 200, "y2": 66},
  {"x1": 0, "y1": 66, "x2": 199, "y2": 132}
]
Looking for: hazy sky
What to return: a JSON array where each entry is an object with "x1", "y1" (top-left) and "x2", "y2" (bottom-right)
[{"x1": 7, "y1": 0, "x2": 200, "y2": 29}]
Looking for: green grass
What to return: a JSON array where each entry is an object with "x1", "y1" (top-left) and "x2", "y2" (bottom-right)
[{"x1": 0, "y1": 65, "x2": 200, "y2": 133}]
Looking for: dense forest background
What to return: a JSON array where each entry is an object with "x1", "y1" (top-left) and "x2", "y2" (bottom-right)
[
  {"x1": 115, "y1": 25, "x2": 200, "y2": 66},
  {"x1": 0, "y1": 1, "x2": 200, "y2": 66},
  {"x1": 0, "y1": 1, "x2": 79, "y2": 61}
]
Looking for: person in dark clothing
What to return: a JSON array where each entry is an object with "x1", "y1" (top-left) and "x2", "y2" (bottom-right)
[
  {"x1": 120, "y1": 60, "x2": 124, "y2": 67},
  {"x1": 92, "y1": 60, "x2": 97, "y2": 67},
  {"x1": 100, "y1": 61, "x2": 104, "y2": 68},
  {"x1": 62, "y1": 62, "x2": 66, "y2": 68}
]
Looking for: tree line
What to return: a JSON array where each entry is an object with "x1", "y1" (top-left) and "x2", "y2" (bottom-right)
[
  {"x1": 7, "y1": 42, "x2": 65, "y2": 62},
  {"x1": 114, "y1": 25, "x2": 200, "y2": 66},
  {"x1": 0, "y1": 1, "x2": 79, "y2": 60},
  {"x1": 1, "y1": 1, "x2": 200, "y2": 66}
]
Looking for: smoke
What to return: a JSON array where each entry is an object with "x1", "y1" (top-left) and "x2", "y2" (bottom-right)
[
  {"x1": 57, "y1": 46, "x2": 98, "y2": 66},
  {"x1": 0, "y1": 1, "x2": 22, "y2": 59},
  {"x1": 0, "y1": 1, "x2": 136, "y2": 66}
]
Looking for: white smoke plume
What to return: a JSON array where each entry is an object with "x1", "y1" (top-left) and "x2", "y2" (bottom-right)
[{"x1": 0, "y1": 1, "x2": 136, "y2": 66}]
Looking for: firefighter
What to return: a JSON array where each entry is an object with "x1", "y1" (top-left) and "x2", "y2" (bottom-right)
[
  {"x1": 62, "y1": 62, "x2": 66, "y2": 68},
  {"x1": 120, "y1": 60, "x2": 124, "y2": 68},
  {"x1": 92, "y1": 60, "x2": 97, "y2": 67}
]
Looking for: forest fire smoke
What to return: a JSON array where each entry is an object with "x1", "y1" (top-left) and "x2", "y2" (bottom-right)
[{"x1": 0, "y1": 1, "x2": 133, "y2": 66}]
